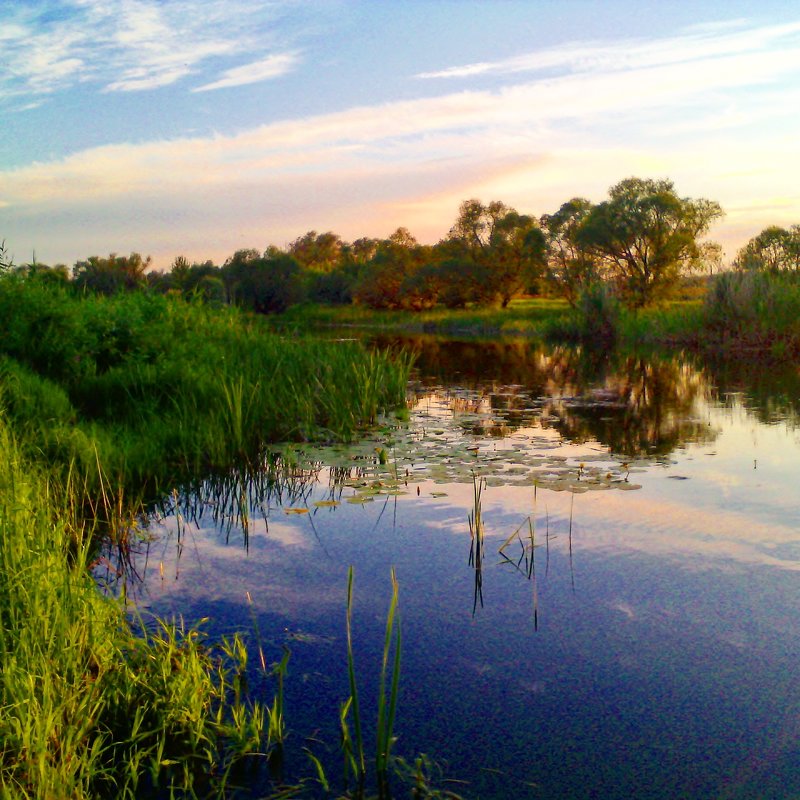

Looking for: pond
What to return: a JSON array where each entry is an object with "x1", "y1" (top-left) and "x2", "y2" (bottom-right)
[{"x1": 101, "y1": 337, "x2": 800, "y2": 799}]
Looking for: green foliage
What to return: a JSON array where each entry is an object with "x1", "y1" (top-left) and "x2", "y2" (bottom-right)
[
  {"x1": 571, "y1": 282, "x2": 621, "y2": 346},
  {"x1": 353, "y1": 228, "x2": 434, "y2": 311},
  {"x1": 288, "y1": 230, "x2": 344, "y2": 272},
  {"x1": 225, "y1": 249, "x2": 304, "y2": 314},
  {"x1": 0, "y1": 282, "x2": 413, "y2": 502},
  {"x1": 73, "y1": 252, "x2": 151, "y2": 295},
  {"x1": 541, "y1": 197, "x2": 599, "y2": 306},
  {"x1": 0, "y1": 419, "x2": 267, "y2": 798},
  {"x1": 734, "y1": 224, "x2": 800, "y2": 273},
  {"x1": 341, "y1": 566, "x2": 403, "y2": 798},
  {"x1": 704, "y1": 269, "x2": 800, "y2": 353},
  {"x1": 306, "y1": 265, "x2": 358, "y2": 305},
  {"x1": 446, "y1": 199, "x2": 547, "y2": 307},
  {"x1": 577, "y1": 177, "x2": 723, "y2": 308}
]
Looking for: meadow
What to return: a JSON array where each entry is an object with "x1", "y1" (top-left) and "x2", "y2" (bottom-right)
[{"x1": 277, "y1": 270, "x2": 800, "y2": 361}]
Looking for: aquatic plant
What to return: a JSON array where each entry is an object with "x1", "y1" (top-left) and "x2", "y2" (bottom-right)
[
  {"x1": 0, "y1": 416, "x2": 269, "y2": 799},
  {"x1": 340, "y1": 565, "x2": 402, "y2": 798},
  {"x1": 0, "y1": 281, "x2": 414, "y2": 508}
]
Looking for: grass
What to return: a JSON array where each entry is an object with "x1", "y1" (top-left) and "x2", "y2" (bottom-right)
[
  {"x1": 0, "y1": 277, "x2": 463, "y2": 798},
  {"x1": 340, "y1": 566, "x2": 404, "y2": 800},
  {"x1": 276, "y1": 276, "x2": 800, "y2": 362},
  {"x1": 276, "y1": 298, "x2": 571, "y2": 338},
  {"x1": 0, "y1": 416, "x2": 269, "y2": 799},
  {"x1": 0, "y1": 279, "x2": 414, "y2": 507}
]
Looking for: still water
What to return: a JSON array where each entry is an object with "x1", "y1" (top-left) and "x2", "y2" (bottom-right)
[{"x1": 109, "y1": 338, "x2": 800, "y2": 799}]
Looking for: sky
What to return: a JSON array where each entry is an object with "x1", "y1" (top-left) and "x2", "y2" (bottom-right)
[{"x1": 1, "y1": 0, "x2": 800, "y2": 270}]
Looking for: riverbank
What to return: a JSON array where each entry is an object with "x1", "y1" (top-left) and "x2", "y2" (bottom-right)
[
  {"x1": 0, "y1": 280, "x2": 417, "y2": 798},
  {"x1": 0, "y1": 280, "x2": 413, "y2": 505},
  {"x1": 275, "y1": 289, "x2": 800, "y2": 361}
]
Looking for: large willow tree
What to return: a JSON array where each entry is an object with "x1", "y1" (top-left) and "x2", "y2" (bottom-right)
[{"x1": 577, "y1": 178, "x2": 723, "y2": 308}]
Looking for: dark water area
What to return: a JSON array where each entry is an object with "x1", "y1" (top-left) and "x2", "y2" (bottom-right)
[{"x1": 104, "y1": 337, "x2": 800, "y2": 799}]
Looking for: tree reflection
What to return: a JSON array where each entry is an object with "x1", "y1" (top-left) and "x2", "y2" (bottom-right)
[
  {"x1": 703, "y1": 356, "x2": 800, "y2": 428},
  {"x1": 398, "y1": 335, "x2": 716, "y2": 457},
  {"x1": 542, "y1": 350, "x2": 714, "y2": 457}
]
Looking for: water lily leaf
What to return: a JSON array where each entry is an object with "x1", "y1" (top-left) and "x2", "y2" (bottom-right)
[{"x1": 284, "y1": 507, "x2": 310, "y2": 515}]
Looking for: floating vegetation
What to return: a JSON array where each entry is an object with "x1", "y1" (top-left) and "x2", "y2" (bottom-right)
[{"x1": 269, "y1": 387, "x2": 648, "y2": 500}]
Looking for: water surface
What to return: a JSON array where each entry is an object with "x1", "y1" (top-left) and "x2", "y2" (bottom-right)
[{"x1": 106, "y1": 338, "x2": 800, "y2": 799}]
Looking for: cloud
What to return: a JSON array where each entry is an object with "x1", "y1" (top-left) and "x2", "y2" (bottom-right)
[
  {"x1": 0, "y1": 0, "x2": 293, "y2": 98},
  {"x1": 416, "y1": 19, "x2": 800, "y2": 80},
  {"x1": 193, "y1": 52, "x2": 299, "y2": 92},
  {"x1": 2, "y1": 17, "x2": 800, "y2": 264}
]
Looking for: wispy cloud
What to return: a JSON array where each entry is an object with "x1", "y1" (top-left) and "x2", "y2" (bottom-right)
[
  {"x1": 416, "y1": 20, "x2": 800, "y2": 80},
  {"x1": 193, "y1": 52, "x2": 299, "y2": 92},
  {"x1": 2, "y1": 17, "x2": 799, "y2": 264},
  {"x1": 0, "y1": 0, "x2": 295, "y2": 99}
]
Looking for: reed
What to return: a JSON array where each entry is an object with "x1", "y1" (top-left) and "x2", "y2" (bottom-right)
[
  {"x1": 0, "y1": 281, "x2": 413, "y2": 508},
  {"x1": 339, "y1": 566, "x2": 404, "y2": 799},
  {"x1": 0, "y1": 416, "x2": 269, "y2": 799},
  {"x1": 468, "y1": 474, "x2": 486, "y2": 615}
]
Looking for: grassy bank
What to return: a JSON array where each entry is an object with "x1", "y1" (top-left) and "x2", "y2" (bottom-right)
[
  {"x1": 0, "y1": 278, "x2": 423, "y2": 797},
  {"x1": 0, "y1": 279, "x2": 413, "y2": 504},
  {"x1": 276, "y1": 278, "x2": 800, "y2": 361},
  {"x1": 0, "y1": 417, "x2": 271, "y2": 798},
  {"x1": 276, "y1": 298, "x2": 571, "y2": 338}
]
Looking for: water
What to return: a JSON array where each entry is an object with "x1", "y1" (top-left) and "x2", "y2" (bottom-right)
[{"x1": 105, "y1": 338, "x2": 800, "y2": 799}]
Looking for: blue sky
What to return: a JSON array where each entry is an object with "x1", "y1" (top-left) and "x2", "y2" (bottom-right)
[{"x1": 2, "y1": 0, "x2": 800, "y2": 268}]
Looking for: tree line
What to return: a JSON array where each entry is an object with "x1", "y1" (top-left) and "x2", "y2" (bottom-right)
[{"x1": 3, "y1": 176, "x2": 798, "y2": 313}]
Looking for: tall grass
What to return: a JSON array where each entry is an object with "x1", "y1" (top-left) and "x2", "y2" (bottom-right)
[
  {"x1": 341, "y1": 566, "x2": 403, "y2": 799},
  {"x1": 0, "y1": 279, "x2": 413, "y2": 505},
  {"x1": 0, "y1": 278, "x2": 421, "y2": 797},
  {"x1": 0, "y1": 417, "x2": 269, "y2": 799},
  {"x1": 703, "y1": 270, "x2": 800, "y2": 356}
]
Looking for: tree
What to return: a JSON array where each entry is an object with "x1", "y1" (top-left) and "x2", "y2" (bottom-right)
[
  {"x1": 447, "y1": 199, "x2": 546, "y2": 306},
  {"x1": 288, "y1": 230, "x2": 343, "y2": 272},
  {"x1": 577, "y1": 178, "x2": 723, "y2": 307},
  {"x1": 224, "y1": 249, "x2": 303, "y2": 313},
  {"x1": 353, "y1": 228, "x2": 434, "y2": 310},
  {"x1": 541, "y1": 198, "x2": 601, "y2": 307},
  {"x1": 72, "y1": 252, "x2": 151, "y2": 295},
  {"x1": 734, "y1": 225, "x2": 800, "y2": 273}
]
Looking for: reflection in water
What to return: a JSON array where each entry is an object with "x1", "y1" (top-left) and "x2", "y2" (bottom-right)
[
  {"x1": 498, "y1": 508, "x2": 540, "y2": 631},
  {"x1": 401, "y1": 337, "x2": 717, "y2": 457},
  {"x1": 543, "y1": 350, "x2": 713, "y2": 456},
  {"x1": 704, "y1": 355, "x2": 800, "y2": 427},
  {"x1": 99, "y1": 335, "x2": 800, "y2": 800}
]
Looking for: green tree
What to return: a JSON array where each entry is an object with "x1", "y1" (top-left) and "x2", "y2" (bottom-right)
[
  {"x1": 224, "y1": 249, "x2": 303, "y2": 313},
  {"x1": 734, "y1": 225, "x2": 800, "y2": 273},
  {"x1": 72, "y1": 252, "x2": 151, "y2": 295},
  {"x1": 446, "y1": 199, "x2": 546, "y2": 306},
  {"x1": 541, "y1": 198, "x2": 601, "y2": 307},
  {"x1": 353, "y1": 228, "x2": 434, "y2": 310},
  {"x1": 288, "y1": 230, "x2": 343, "y2": 272},
  {"x1": 577, "y1": 178, "x2": 723, "y2": 307}
]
